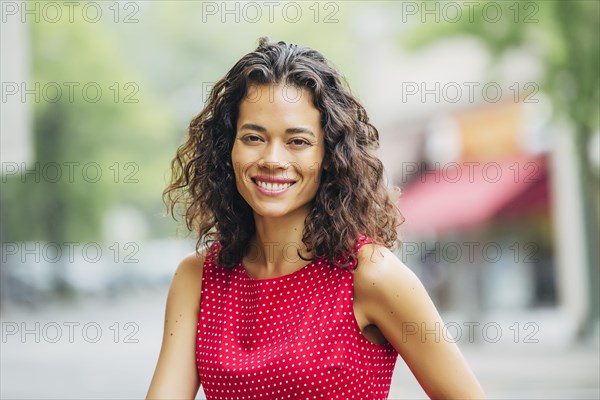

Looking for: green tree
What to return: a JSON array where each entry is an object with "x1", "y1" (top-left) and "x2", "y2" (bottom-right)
[{"x1": 1, "y1": 13, "x2": 177, "y2": 291}]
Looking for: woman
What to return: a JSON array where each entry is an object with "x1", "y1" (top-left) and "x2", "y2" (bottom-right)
[{"x1": 147, "y1": 37, "x2": 485, "y2": 399}]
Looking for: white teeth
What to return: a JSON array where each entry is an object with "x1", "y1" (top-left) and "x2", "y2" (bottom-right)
[{"x1": 255, "y1": 180, "x2": 293, "y2": 192}]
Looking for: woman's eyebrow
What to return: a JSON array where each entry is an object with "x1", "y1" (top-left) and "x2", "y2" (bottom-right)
[
  {"x1": 239, "y1": 123, "x2": 315, "y2": 138},
  {"x1": 285, "y1": 127, "x2": 315, "y2": 137},
  {"x1": 239, "y1": 123, "x2": 267, "y2": 132}
]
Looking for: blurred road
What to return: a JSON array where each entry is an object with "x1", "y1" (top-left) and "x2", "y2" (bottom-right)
[{"x1": 1, "y1": 288, "x2": 598, "y2": 399}]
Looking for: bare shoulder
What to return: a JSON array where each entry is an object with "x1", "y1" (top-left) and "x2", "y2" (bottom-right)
[
  {"x1": 174, "y1": 248, "x2": 207, "y2": 282},
  {"x1": 355, "y1": 243, "x2": 421, "y2": 292},
  {"x1": 354, "y1": 243, "x2": 430, "y2": 320},
  {"x1": 167, "y1": 246, "x2": 210, "y2": 314}
]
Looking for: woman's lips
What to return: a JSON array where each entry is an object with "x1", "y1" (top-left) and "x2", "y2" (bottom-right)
[{"x1": 252, "y1": 178, "x2": 296, "y2": 195}]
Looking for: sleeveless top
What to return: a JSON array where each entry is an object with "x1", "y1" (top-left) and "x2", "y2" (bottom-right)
[{"x1": 196, "y1": 236, "x2": 399, "y2": 399}]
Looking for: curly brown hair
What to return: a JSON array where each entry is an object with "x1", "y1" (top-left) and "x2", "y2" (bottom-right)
[{"x1": 163, "y1": 37, "x2": 403, "y2": 270}]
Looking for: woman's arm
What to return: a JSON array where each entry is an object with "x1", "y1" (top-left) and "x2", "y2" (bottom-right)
[
  {"x1": 146, "y1": 250, "x2": 206, "y2": 399},
  {"x1": 354, "y1": 244, "x2": 486, "y2": 399}
]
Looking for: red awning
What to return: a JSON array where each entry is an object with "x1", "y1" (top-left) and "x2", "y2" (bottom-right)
[{"x1": 397, "y1": 155, "x2": 548, "y2": 236}]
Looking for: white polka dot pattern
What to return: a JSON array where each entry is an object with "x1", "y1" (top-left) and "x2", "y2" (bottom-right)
[{"x1": 196, "y1": 237, "x2": 398, "y2": 399}]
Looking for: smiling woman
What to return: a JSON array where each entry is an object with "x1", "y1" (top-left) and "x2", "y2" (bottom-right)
[
  {"x1": 147, "y1": 37, "x2": 485, "y2": 399},
  {"x1": 232, "y1": 83, "x2": 325, "y2": 220},
  {"x1": 162, "y1": 37, "x2": 400, "y2": 272}
]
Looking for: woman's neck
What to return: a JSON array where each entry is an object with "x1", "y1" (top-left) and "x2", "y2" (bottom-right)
[{"x1": 246, "y1": 207, "x2": 313, "y2": 276}]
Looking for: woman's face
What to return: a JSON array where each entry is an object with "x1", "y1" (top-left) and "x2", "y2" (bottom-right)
[{"x1": 231, "y1": 83, "x2": 326, "y2": 219}]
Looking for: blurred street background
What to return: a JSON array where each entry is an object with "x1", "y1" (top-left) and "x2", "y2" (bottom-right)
[
  {"x1": 2, "y1": 287, "x2": 599, "y2": 399},
  {"x1": 1, "y1": 1, "x2": 599, "y2": 398}
]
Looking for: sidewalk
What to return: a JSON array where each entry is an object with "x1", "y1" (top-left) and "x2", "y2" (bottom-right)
[
  {"x1": 1, "y1": 289, "x2": 598, "y2": 399},
  {"x1": 388, "y1": 343, "x2": 599, "y2": 399}
]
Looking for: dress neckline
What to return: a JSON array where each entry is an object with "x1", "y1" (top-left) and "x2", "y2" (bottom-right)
[{"x1": 239, "y1": 257, "x2": 321, "y2": 282}]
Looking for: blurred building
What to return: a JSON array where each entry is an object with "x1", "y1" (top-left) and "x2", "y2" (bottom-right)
[{"x1": 389, "y1": 99, "x2": 591, "y2": 341}]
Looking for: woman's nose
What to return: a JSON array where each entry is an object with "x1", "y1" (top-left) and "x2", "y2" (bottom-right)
[{"x1": 258, "y1": 142, "x2": 286, "y2": 169}]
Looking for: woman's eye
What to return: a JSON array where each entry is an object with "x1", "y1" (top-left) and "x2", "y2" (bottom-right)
[
  {"x1": 241, "y1": 135, "x2": 262, "y2": 143},
  {"x1": 290, "y1": 139, "x2": 311, "y2": 147}
]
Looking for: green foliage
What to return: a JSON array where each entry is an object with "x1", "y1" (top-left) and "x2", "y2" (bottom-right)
[
  {"x1": 1, "y1": 15, "x2": 177, "y2": 243},
  {"x1": 1, "y1": 2, "x2": 361, "y2": 245}
]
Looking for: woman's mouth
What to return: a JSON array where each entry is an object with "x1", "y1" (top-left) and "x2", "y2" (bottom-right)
[{"x1": 251, "y1": 178, "x2": 296, "y2": 194}]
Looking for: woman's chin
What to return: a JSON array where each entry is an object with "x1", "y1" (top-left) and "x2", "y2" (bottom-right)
[
  {"x1": 253, "y1": 208, "x2": 291, "y2": 219},
  {"x1": 251, "y1": 204, "x2": 310, "y2": 220}
]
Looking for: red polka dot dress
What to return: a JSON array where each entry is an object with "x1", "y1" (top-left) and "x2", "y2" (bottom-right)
[{"x1": 196, "y1": 236, "x2": 399, "y2": 399}]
